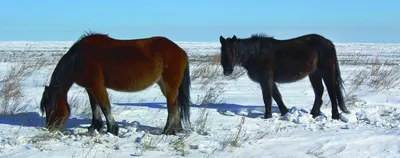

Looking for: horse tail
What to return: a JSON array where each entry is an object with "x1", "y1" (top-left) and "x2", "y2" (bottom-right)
[
  {"x1": 331, "y1": 44, "x2": 350, "y2": 113},
  {"x1": 178, "y1": 53, "x2": 192, "y2": 129}
]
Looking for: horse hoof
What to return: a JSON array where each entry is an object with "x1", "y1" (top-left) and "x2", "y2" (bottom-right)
[
  {"x1": 162, "y1": 127, "x2": 183, "y2": 135},
  {"x1": 342, "y1": 109, "x2": 351, "y2": 114},
  {"x1": 107, "y1": 126, "x2": 119, "y2": 136},
  {"x1": 88, "y1": 126, "x2": 102, "y2": 134},
  {"x1": 88, "y1": 121, "x2": 104, "y2": 133},
  {"x1": 331, "y1": 115, "x2": 340, "y2": 120},
  {"x1": 163, "y1": 130, "x2": 176, "y2": 135},
  {"x1": 311, "y1": 114, "x2": 320, "y2": 119},
  {"x1": 264, "y1": 114, "x2": 273, "y2": 119},
  {"x1": 88, "y1": 127, "x2": 95, "y2": 133}
]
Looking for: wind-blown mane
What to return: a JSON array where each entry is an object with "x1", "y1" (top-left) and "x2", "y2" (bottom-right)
[
  {"x1": 232, "y1": 33, "x2": 275, "y2": 68},
  {"x1": 249, "y1": 33, "x2": 274, "y2": 40}
]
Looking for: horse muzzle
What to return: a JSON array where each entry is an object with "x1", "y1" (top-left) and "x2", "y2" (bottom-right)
[{"x1": 223, "y1": 69, "x2": 233, "y2": 76}]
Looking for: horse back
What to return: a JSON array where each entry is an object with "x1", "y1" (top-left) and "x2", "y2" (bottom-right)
[
  {"x1": 259, "y1": 34, "x2": 333, "y2": 83},
  {"x1": 280, "y1": 34, "x2": 335, "y2": 50}
]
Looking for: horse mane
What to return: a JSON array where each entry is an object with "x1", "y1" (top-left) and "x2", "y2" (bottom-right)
[
  {"x1": 232, "y1": 33, "x2": 275, "y2": 68},
  {"x1": 233, "y1": 33, "x2": 275, "y2": 45},
  {"x1": 42, "y1": 30, "x2": 111, "y2": 118},
  {"x1": 78, "y1": 30, "x2": 110, "y2": 41},
  {"x1": 47, "y1": 46, "x2": 79, "y2": 90},
  {"x1": 47, "y1": 31, "x2": 97, "y2": 91},
  {"x1": 248, "y1": 33, "x2": 275, "y2": 41},
  {"x1": 45, "y1": 31, "x2": 100, "y2": 87}
]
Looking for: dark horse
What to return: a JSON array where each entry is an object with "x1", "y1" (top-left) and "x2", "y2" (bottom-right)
[
  {"x1": 40, "y1": 32, "x2": 191, "y2": 135},
  {"x1": 219, "y1": 33, "x2": 350, "y2": 119}
]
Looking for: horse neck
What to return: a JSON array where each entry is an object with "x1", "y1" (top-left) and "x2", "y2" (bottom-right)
[
  {"x1": 235, "y1": 40, "x2": 261, "y2": 70},
  {"x1": 48, "y1": 50, "x2": 78, "y2": 95},
  {"x1": 48, "y1": 79, "x2": 73, "y2": 97}
]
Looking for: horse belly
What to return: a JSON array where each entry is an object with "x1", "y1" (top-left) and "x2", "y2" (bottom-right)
[
  {"x1": 104, "y1": 61, "x2": 163, "y2": 92},
  {"x1": 274, "y1": 55, "x2": 317, "y2": 83},
  {"x1": 274, "y1": 70, "x2": 312, "y2": 83}
]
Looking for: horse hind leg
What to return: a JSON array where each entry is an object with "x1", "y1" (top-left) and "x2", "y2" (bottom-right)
[
  {"x1": 157, "y1": 81, "x2": 181, "y2": 134},
  {"x1": 321, "y1": 66, "x2": 340, "y2": 120},
  {"x1": 159, "y1": 78, "x2": 183, "y2": 135},
  {"x1": 157, "y1": 81, "x2": 166, "y2": 96},
  {"x1": 86, "y1": 89, "x2": 104, "y2": 133},
  {"x1": 88, "y1": 85, "x2": 119, "y2": 135},
  {"x1": 309, "y1": 70, "x2": 324, "y2": 118}
]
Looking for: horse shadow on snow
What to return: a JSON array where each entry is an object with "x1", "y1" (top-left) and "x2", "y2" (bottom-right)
[
  {"x1": 0, "y1": 102, "x2": 281, "y2": 136},
  {"x1": 0, "y1": 111, "x2": 159, "y2": 135},
  {"x1": 117, "y1": 102, "x2": 282, "y2": 118}
]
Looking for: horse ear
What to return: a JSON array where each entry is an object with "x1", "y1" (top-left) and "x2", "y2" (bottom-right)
[
  {"x1": 232, "y1": 35, "x2": 237, "y2": 40},
  {"x1": 219, "y1": 35, "x2": 225, "y2": 43}
]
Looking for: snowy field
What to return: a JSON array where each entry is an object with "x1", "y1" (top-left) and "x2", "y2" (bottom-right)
[{"x1": 0, "y1": 41, "x2": 400, "y2": 158}]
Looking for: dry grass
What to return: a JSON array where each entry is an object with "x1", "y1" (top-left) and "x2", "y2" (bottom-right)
[
  {"x1": 343, "y1": 57, "x2": 400, "y2": 101},
  {"x1": 194, "y1": 107, "x2": 210, "y2": 135},
  {"x1": 190, "y1": 53, "x2": 237, "y2": 136},
  {"x1": 221, "y1": 117, "x2": 249, "y2": 150},
  {"x1": 367, "y1": 61, "x2": 400, "y2": 91},
  {"x1": 230, "y1": 116, "x2": 247, "y2": 147},
  {"x1": 171, "y1": 136, "x2": 188, "y2": 156},
  {"x1": 188, "y1": 53, "x2": 248, "y2": 137},
  {"x1": 68, "y1": 89, "x2": 91, "y2": 119},
  {"x1": 195, "y1": 82, "x2": 227, "y2": 105},
  {"x1": 0, "y1": 57, "x2": 49, "y2": 115},
  {"x1": 190, "y1": 54, "x2": 246, "y2": 86},
  {"x1": 28, "y1": 131, "x2": 66, "y2": 151},
  {"x1": 190, "y1": 55, "x2": 221, "y2": 87}
]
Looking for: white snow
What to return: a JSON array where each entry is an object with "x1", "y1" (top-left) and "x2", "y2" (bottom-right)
[{"x1": 0, "y1": 41, "x2": 400, "y2": 157}]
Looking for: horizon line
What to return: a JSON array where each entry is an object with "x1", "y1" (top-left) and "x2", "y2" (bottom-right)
[{"x1": 0, "y1": 40, "x2": 399, "y2": 44}]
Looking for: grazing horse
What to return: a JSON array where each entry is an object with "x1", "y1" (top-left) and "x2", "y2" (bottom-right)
[
  {"x1": 219, "y1": 33, "x2": 350, "y2": 119},
  {"x1": 40, "y1": 32, "x2": 191, "y2": 135}
]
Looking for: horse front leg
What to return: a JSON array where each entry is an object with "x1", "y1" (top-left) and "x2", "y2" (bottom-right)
[
  {"x1": 86, "y1": 89, "x2": 104, "y2": 133},
  {"x1": 271, "y1": 83, "x2": 288, "y2": 116},
  {"x1": 260, "y1": 76, "x2": 274, "y2": 119},
  {"x1": 88, "y1": 85, "x2": 119, "y2": 136}
]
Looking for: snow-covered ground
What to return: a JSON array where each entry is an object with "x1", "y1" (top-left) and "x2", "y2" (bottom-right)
[{"x1": 0, "y1": 41, "x2": 400, "y2": 158}]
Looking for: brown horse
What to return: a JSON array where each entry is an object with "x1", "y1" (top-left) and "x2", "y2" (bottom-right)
[
  {"x1": 40, "y1": 32, "x2": 191, "y2": 135},
  {"x1": 219, "y1": 33, "x2": 350, "y2": 120}
]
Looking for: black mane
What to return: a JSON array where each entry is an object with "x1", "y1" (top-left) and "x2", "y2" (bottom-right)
[
  {"x1": 48, "y1": 31, "x2": 110, "y2": 90},
  {"x1": 249, "y1": 33, "x2": 274, "y2": 41},
  {"x1": 232, "y1": 33, "x2": 275, "y2": 69},
  {"x1": 47, "y1": 32, "x2": 104, "y2": 92}
]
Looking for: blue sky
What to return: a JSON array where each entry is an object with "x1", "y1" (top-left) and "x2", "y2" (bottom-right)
[{"x1": 1, "y1": 0, "x2": 399, "y2": 43}]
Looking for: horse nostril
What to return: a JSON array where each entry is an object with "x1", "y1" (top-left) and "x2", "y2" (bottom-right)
[{"x1": 223, "y1": 69, "x2": 233, "y2": 76}]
